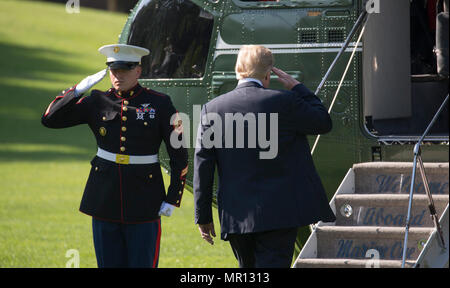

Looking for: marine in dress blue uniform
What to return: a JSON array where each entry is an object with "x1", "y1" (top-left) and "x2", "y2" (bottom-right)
[{"x1": 42, "y1": 44, "x2": 188, "y2": 267}]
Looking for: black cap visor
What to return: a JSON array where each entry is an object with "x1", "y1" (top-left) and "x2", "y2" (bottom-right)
[{"x1": 107, "y1": 61, "x2": 139, "y2": 70}]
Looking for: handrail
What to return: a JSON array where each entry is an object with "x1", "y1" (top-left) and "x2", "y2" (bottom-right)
[
  {"x1": 314, "y1": 10, "x2": 368, "y2": 96},
  {"x1": 311, "y1": 9, "x2": 369, "y2": 155},
  {"x1": 401, "y1": 94, "x2": 449, "y2": 268},
  {"x1": 308, "y1": 9, "x2": 369, "y2": 234}
]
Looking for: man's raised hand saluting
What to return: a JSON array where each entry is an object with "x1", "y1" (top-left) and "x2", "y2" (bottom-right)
[
  {"x1": 272, "y1": 67, "x2": 301, "y2": 90},
  {"x1": 75, "y1": 68, "x2": 108, "y2": 96}
]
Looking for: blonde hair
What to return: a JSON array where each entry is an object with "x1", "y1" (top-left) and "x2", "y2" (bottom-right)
[{"x1": 235, "y1": 45, "x2": 274, "y2": 80}]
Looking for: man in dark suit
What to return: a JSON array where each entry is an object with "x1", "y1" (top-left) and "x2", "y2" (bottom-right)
[{"x1": 194, "y1": 45, "x2": 335, "y2": 268}]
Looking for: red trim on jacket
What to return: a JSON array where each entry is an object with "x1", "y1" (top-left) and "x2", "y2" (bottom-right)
[
  {"x1": 146, "y1": 88, "x2": 166, "y2": 97},
  {"x1": 64, "y1": 86, "x2": 76, "y2": 96},
  {"x1": 118, "y1": 100, "x2": 125, "y2": 222},
  {"x1": 76, "y1": 96, "x2": 87, "y2": 104},
  {"x1": 113, "y1": 84, "x2": 143, "y2": 100},
  {"x1": 119, "y1": 99, "x2": 124, "y2": 152},
  {"x1": 176, "y1": 178, "x2": 186, "y2": 208},
  {"x1": 44, "y1": 86, "x2": 77, "y2": 117},
  {"x1": 44, "y1": 96, "x2": 64, "y2": 117}
]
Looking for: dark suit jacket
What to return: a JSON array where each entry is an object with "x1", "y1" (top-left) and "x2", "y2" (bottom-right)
[{"x1": 194, "y1": 81, "x2": 336, "y2": 239}]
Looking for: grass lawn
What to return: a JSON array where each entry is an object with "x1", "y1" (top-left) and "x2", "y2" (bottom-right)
[{"x1": 0, "y1": 0, "x2": 236, "y2": 268}]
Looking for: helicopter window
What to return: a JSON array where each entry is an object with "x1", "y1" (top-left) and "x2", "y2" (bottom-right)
[{"x1": 127, "y1": 0, "x2": 214, "y2": 79}]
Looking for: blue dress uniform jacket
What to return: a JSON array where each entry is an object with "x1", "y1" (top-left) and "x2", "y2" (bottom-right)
[
  {"x1": 194, "y1": 82, "x2": 336, "y2": 239},
  {"x1": 42, "y1": 84, "x2": 188, "y2": 223}
]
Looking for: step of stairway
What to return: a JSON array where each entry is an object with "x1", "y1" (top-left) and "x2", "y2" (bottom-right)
[
  {"x1": 293, "y1": 258, "x2": 416, "y2": 268},
  {"x1": 334, "y1": 194, "x2": 449, "y2": 227},
  {"x1": 315, "y1": 226, "x2": 434, "y2": 260},
  {"x1": 353, "y1": 162, "x2": 448, "y2": 195}
]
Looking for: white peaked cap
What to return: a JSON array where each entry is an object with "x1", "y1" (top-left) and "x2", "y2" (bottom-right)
[{"x1": 98, "y1": 44, "x2": 150, "y2": 63}]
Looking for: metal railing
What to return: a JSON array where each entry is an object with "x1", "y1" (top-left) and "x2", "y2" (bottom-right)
[
  {"x1": 311, "y1": 10, "x2": 369, "y2": 155},
  {"x1": 401, "y1": 93, "x2": 449, "y2": 268}
]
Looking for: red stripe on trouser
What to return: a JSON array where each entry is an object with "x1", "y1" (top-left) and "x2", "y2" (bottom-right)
[
  {"x1": 153, "y1": 219, "x2": 162, "y2": 268},
  {"x1": 118, "y1": 164, "x2": 124, "y2": 222}
]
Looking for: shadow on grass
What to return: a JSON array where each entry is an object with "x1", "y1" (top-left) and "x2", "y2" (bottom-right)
[
  {"x1": 0, "y1": 42, "x2": 99, "y2": 162},
  {"x1": 0, "y1": 42, "x2": 90, "y2": 81},
  {"x1": 0, "y1": 150, "x2": 94, "y2": 162}
]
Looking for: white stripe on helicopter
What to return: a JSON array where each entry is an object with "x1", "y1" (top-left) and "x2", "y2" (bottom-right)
[{"x1": 214, "y1": 32, "x2": 362, "y2": 59}]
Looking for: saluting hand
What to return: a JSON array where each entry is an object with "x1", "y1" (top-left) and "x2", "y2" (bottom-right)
[
  {"x1": 198, "y1": 223, "x2": 216, "y2": 245},
  {"x1": 75, "y1": 68, "x2": 109, "y2": 96},
  {"x1": 272, "y1": 67, "x2": 301, "y2": 90}
]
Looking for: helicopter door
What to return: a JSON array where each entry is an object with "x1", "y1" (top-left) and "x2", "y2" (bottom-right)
[
  {"x1": 363, "y1": 0, "x2": 449, "y2": 137},
  {"x1": 363, "y1": 0, "x2": 412, "y2": 134}
]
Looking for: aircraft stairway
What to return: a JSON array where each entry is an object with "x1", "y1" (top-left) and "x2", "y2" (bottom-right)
[{"x1": 293, "y1": 162, "x2": 449, "y2": 268}]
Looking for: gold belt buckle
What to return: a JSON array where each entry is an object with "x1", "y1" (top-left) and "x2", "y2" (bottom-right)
[{"x1": 116, "y1": 154, "x2": 130, "y2": 164}]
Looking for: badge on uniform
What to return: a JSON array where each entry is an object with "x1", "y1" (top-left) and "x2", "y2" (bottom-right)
[
  {"x1": 149, "y1": 108, "x2": 156, "y2": 119},
  {"x1": 136, "y1": 104, "x2": 150, "y2": 120},
  {"x1": 136, "y1": 104, "x2": 156, "y2": 120}
]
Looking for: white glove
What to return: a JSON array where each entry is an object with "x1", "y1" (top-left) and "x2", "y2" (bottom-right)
[
  {"x1": 75, "y1": 68, "x2": 108, "y2": 96},
  {"x1": 159, "y1": 202, "x2": 176, "y2": 217}
]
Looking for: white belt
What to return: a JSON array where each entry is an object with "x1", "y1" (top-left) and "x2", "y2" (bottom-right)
[{"x1": 96, "y1": 147, "x2": 158, "y2": 165}]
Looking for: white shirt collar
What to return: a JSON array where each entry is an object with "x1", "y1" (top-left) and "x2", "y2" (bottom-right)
[{"x1": 238, "y1": 78, "x2": 263, "y2": 87}]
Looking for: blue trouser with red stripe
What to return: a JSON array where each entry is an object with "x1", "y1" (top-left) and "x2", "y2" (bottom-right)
[{"x1": 92, "y1": 218, "x2": 161, "y2": 268}]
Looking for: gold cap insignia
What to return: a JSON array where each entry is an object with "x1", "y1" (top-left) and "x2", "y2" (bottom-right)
[{"x1": 113, "y1": 46, "x2": 120, "y2": 53}]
